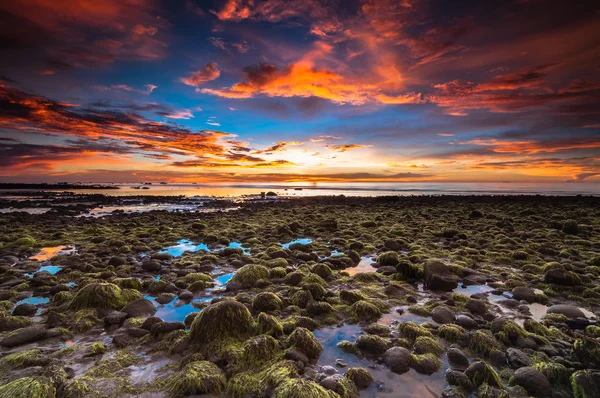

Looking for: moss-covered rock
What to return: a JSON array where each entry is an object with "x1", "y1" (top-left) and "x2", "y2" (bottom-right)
[
  {"x1": 0, "y1": 377, "x2": 54, "y2": 398},
  {"x1": 286, "y1": 327, "x2": 323, "y2": 363},
  {"x1": 351, "y1": 300, "x2": 381, "y2": 321},
  {"x1": 410, "y1": 353, "x2": 441, "y2": 375},
  {"x1": 438, "y1": 324, "x2": 466, "y2": 343},
  {"x1": 273, "y1": 378, "x2": 337, "y2": 398},
  {"x1": 397, "y1": 321, "x2": 433, "y2": 341},
  {"x1": 229, "y1": 264, "x2": 270, "y2": 286},
  {"x1": 165, "y1": 360, "x2": 226, "y2": 396},
  {"x1": 377, "y1": 251, "x2": 400, "y2": 266},
  {"x1": 256, "y1": 312, "x2": 284, "y2": 337},
  {"x1": 252, "y1": 292, "x2": 283, "y2": 313},
  {"x1": 465, "y1": 361, "x2": 501, "y2": 388},
  {"x1": 69, "y1": 283, "x2": 137, "y2": 310},
  {"x1": 189, "y1": 299, "x2": 255, "y2": 353},
  {"x1": 414, "y1": 336, "x2": 444, "y2": 356}
]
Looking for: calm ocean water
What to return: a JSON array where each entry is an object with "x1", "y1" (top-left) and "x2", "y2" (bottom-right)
[{"x1": 12, "y1": 182, "x2": 599, "y2": 197}]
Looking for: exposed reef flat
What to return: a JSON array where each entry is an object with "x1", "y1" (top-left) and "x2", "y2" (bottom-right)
[{"x1": 0, "y1": 195, "x2": 599, "y2": 397}]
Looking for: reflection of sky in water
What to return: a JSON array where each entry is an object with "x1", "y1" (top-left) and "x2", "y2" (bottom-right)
[
  {"x1": 315, "y1": 325, "x2": 448, "y2": 397},
  {"x1": 144, "y1": 295, "x2": 201, "y2": 323},
  {"x1": 160, "y1": 239, "x2": 209, "y2": 257},
  {"x1": 214, "y1": 273, "x2": 234, "y2": 286},
  {"x1": 66, "y1": 282, "x2": 77, "y2": 287},
  {"x1": 452, "y1": 284, "x2": 494, "y2": 295},
  {"x1": 281, "y1": 238, "x2": 313, "y2": 249},
  {"x1": 379, "y1": 307, "x2": 432, "y2": 325},
  {"x1": 153, "y1": 275, "x2": 161, "y2": 281},
  {"x1": 15, "y1": 296, "x2": 50, "y2": 315},
  {"x1": 17, "y1": 296, "x2": 50, "y2": 306},
  {"x1": 345, "y1": 256, "x2": 377, "y2": 276},
  {"x1": 26, "y1": 265, "x2": 62, "y2": 278},
  {"x1": 228, "y1": 241, "x2": 251, "y2": 254},
  {"x1": 30, "y1": 246, "x2": 75, "y2": 261}
]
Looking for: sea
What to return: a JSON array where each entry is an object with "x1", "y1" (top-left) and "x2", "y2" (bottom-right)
[{"x1": 4, "y1": 182, "x2": 599, "y2": 197}]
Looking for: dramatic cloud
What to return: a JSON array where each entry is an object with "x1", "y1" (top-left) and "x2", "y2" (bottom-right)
[
  {"x1": 201, "y1": 43, "x2": 422, "y2": 105},
  {"x1": 181, "y1": 64, "x2": 221, "y2": 87}
]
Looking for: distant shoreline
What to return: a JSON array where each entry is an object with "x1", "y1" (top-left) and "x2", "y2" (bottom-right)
[{"x1": 0, "y1": 183, "x2": 120, "y2": 190}]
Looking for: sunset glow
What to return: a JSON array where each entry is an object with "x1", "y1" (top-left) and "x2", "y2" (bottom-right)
[{"x1": 1, "y1": 0, "x2": 599, "y2": 183}]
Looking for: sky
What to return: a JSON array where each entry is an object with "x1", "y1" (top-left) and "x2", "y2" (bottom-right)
[{"x1": 0, "y1": 0, "x2": 599, "y2": 184}]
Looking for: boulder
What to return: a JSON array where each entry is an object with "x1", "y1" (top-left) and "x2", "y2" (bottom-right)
[
  {"x1": 0, "y1": 326, "x2": 47, "y2": 347},
  {"x1": 447, "y1": 347, "x2": 470, "y2": 369},
  {"x1": 12, "y1": 303, "x2": 36, "y2": 317},
  {"x1": 512, "y1": 367, "x2": 551, "y2": 397},
  {"x1": 122, "y1": 298, "x2": 156, "y2": 318},
  {"x1": 431, "y1": 306, "x2": 456, "y2": 324},
  {"x1": 512, "y1": 287, "x2": 536, "y2": 303},
  {"x1": 383, "y1": 347, "x2": 411, "y2": 373},
  {"x1": 423, "y1": 261, "x2": 458, "y2": 291},
  {"x1": 547, "y1": 304, "x2": 585, "y2": 319},
  {"x1": 506, "y1": 348, "x2": 531, "y2": 369}
]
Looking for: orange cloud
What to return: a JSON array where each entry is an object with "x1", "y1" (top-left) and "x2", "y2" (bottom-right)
[
  {"x1": 201, "y1": 42, "x2": 422, "y2": 105},
  {"x1": 326, "y1": 144, "x2": 369, "y2": 152},
  {"x1": 181, "y1": 64, "x2": 221, "y2": 87}
]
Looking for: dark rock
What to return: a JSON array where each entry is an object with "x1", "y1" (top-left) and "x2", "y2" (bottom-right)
[
  {"x1": 466, "y1": 299, "x2": 487, "y2": 315},
  {"x1": 432, "y1": 306, "x2": 456, "y2": 324},
  {"x1": 0, "y1": 325, "x2": 47, "y2": 347},
  {"x1": 285, "y1": 348, "x2": 310, "y2": 365},
  {"x1": 126, "y1": 327, "x2": 150, "y2": 338},
  {"x1": 497, "y1": 299, "x2": 520, "y2": 309},
  {"x1": 104, "y1": 311, "x2": 128, "y2": 326},
  {"x1": 447, "y1": 348, "x2": 470, "y2": 369},
  {"x1": 12, "y1": 303, "x2": 36, "y2": 317},
  {"x1": 547, "y1": 304, "x2": 585, "y2": 319},
  {"x1": 142, "y1": 260, "x2": 162, "y2": 272},
  {"x1": 156, "y1": 293, "x2": 176, "y2": 305},
  {"x1": 512, "y1": 287, "x2": 536, "y2": 303},
  {"x1": 151, "y1": 253, "x2": 172, "y2": 261},
  {"x1": 456, "y1": 315, "x2": 478, "y2": 329},
  {"x1": 151, "y1": 321, "x2": 185, "y2": 335},
  {"x1": 384, "y1": 239, "x2": 401, "y2": 251},
  {"x1": 423, "y1": 261, "x2": 458, "y2": 291},
  {"x1": 179, "y1": 290, "x2": 194, "y2": 301},
  {"x1": 141, "y1": 316, "x2": 163, "y2": 331},
  {"x1": 445, "y1": 369, "x2": 473, "y2": 391},
  {"x1": 506, "y1": 348, "x2": 532, "y2": 369},
  {"x1": 108, "y1": 256, "x2": 126, "y2": 266},
  {"x1": 122, "y1": 298, "x2": 156, "y2": 318},
  {"x1": 512, "y1": 367, "x2": 551, "y2": 397},
  {"x1": 383, "y1": 347, "x2": 411, "y2": 373}
]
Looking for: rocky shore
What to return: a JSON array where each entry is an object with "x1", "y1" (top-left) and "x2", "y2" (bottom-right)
[{"x1": 0, "y1": 195, "x2": 599, "y2": 397}]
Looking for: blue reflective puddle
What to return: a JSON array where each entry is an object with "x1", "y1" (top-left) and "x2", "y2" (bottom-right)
[
  {"x1": 452, "y1": 284, "x2": 494, "y2": 295},
  {"x1": 160, "y1": 239, "x2": 209, "y2": 257},
  {"x1": 14, "y1": 296, "x2": 50, "y2": 316},
  {"x1": 153, "y1": 275, "x2": 161, "y2": 281},
  {"x1": 281, "y1": 238, "x2": 313, "y2": 249},
  {"x1": 25, "y1": 265, "x2": 63, "y2": 278},
  {"x1": 144, "y1": 295, "x2": 201, "y2": 323},
  {"x1": 227, "y1": 241, "x2": 251, "y2": 255},
  {"x1": 16, "y1": 297, "x2": 50, "y2": 306},
  {"x1": 66, "y1": 282, "x2": 77, "y2": 288},
  {"x1": 214, "y1": 272, "x2": 234, "y2": 286}
]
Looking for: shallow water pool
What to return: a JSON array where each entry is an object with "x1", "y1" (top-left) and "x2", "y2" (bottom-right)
[
  {"x1": 315, "y1": 325, "x2": 448, "y2": 397},
  {"x1": 281, "y1": 238, "x2": 313, "y2": 249},
  {"x1": 160, "y1": 239, "x2": 209, "y2": 257}
]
